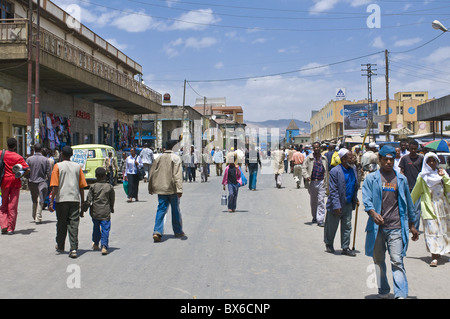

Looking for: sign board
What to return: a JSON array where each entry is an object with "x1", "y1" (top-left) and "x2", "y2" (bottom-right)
[
  {"x1": 163, "y1": 93, "x2": 171, "y2": 103},
  {"x1": 343, "y1": 103, "x2": 379, "y2": 135},
  {"x1": 71, "y1": 149, "x2": 88, "y2": 170},
  {"x1": 335, "y1": 88, "x2": 346, "y2": 100}
]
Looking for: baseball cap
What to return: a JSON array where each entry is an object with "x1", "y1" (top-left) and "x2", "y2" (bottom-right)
[{"x1": 379, "y1": 145, "x2": 396, "y2": 158}]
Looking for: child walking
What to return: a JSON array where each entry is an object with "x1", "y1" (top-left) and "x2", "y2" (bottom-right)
[
  {"x1": 83, "y1": 167, "x2": 115, "y2": 255},
  {"x1": 222, "y1": 154, "x2": 242, "y2": 213}
]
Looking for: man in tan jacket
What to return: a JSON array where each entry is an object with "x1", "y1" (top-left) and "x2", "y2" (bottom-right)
[
  {"x1": 302, "y1": 141, "x2": 329, "y2": 227},
  {"x1": 148, "y1": 140, "x2": 184, "y2": 242}
]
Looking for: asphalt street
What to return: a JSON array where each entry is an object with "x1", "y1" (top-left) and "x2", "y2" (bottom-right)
[{"x1": 0, "y1": 160, "x2": 449, "y2": 300}]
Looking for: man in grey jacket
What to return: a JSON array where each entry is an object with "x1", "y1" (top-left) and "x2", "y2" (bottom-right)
[
  {"x1": 148, "y1": 140, "x2": 184, "y2": 242},
  {"x1": 324, "y1": 148, "x2": 359, "y2": 256},
  {"x1": 26, "y1": 143, "x2": 51, "y2": 224}
]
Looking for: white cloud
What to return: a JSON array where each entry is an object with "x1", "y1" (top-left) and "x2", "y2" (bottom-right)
[
  {"x1": 394, "y1": 37, "x2": 422, "y2": 47},
  {"x1": 167, "y1": 9, "x2": 221, "y2": 31},
  {"x1": 371, "y1": 36, "x2": 385, "y2": 49},
  {"x1": 111, "y1": 11, "x2": 157, "y2": 33},
  {"x1": 214, "y1": 62, "x2": 224, "y2": 69},
  {"x1": 310, "y1": 0, "x2": 340, "y2": 14},
  {"x1": 185, "y1": 37, "x2": 218, "y2": 49},
  {"x1": 422, "y1": 46, "x2": 450, "y2": 65},
  {"x1": 105, "y1": 38, "x2": 128, "y2": 51},
  {"x1": 163, "y1": 37, "x2": 218, "y2": 58}
]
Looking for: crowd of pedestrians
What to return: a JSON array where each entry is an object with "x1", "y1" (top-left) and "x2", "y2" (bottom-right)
[{"x1": 1, "y1": 137, "x2": 448, "y2": 299}]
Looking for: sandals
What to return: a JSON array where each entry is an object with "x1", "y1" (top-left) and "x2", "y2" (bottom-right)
[{"x1": 430, "y1": 259, "x2": 438, "y2": 267}]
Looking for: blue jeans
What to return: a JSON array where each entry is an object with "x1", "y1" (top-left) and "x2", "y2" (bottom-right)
[
  {"x1": 248, "y1": 166, "x2": 258, "y2": 190},
  {"x1": 413, "y1": 198, "x2": 421, "y2": 232},
  {"x1": 153, "y1": 194, "x2": 183, "y2": 236},
  {"x1": 92, "y1": 219, "x2": 111, "y2": 248},
  {"x1": 227, "y1": 184, "x2": 239, "y2": 211},
  {"x1": 372, "y1": 228, "x2": 408, "y2": 298}
]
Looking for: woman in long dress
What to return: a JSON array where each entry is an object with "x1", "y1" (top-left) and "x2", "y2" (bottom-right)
[{"x1": 411, "y1": 152, "x2": 450, "y2": 267}]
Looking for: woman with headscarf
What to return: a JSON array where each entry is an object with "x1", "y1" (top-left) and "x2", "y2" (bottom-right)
[{"x1": 411, "y1": 152, "x2": 450, "y2": 267}]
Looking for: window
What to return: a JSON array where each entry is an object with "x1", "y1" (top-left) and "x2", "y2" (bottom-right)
[
  {"x1": 0, "y1": 0, "x2": 13, "y2": 20},
  {"x1": 12, "y1": 125, "x2": 25, "y2": 157},
  {"x1": 402, "y1": 94, "x2": 412, "y2": 98},
  {"x1": 415, "y1": 94, "x2": 424, "y2": 97}
]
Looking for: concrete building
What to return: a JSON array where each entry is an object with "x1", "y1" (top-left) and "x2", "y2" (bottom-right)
[
  {"x1": 0, "y1": 0, "x2": 161, "y2": 156},
  {"x1": 310, "y1": 91, "x2": 435, "y2": 143},
  {"x1": 138, "y1": 105, "x2": 219, "y2": 151}
]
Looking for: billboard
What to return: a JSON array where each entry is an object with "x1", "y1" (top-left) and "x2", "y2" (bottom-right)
[{"x1": 343, "y1": 103, "x2": 378, "y2": 135}]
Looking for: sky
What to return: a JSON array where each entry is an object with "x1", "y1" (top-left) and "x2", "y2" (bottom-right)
[{"x1": 52, "y1": 0, "x2": 450, "y2": 122}]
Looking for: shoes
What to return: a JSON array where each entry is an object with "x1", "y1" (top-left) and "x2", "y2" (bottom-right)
[
  {"x1": 68, "y1": 250, "x2": 78, "y2": 258},
  {"x1": 92, "y1": 243, "x2": 100, "y2": 251},
  {"x1": 312, "y1": 218, "x2": 317, "y2": 224},
  {"x1": 153, "y1": 233, "x2": 162, "y2": 242},
  {"x1": 1, "y1": 228, "x2": 7, "y2": 235},
  {"x1": 317, "y1": 222, "x2": 324, "y2": 227},
  {"x1": 7, "y1": 231, "x2": 14, "y2": 235},
  {"x1": 55, "y1": 244, "x2": 64, "y2": 254},
  {"x1": 378, "y1": 293, "x2": 389, "y2": 299},
  {"x1": 101, "y1": 246, "x2": 108, "y2": 255},
  {"x1": 341, "y1": 248, "x2": 356, "y2": 257},
  {"x1": 174, "y1": 232, "x2": 185, "y2": 238},
  {"x1": 430, "y1": 259, "x2": 438, "y2": 267},
  {"x1": 325, "y1": 245, "x2": 335, "y2": 253}
]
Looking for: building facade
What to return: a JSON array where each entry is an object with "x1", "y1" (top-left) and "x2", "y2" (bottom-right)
[
  {"x1": 0, "y1": 0, "x2": 161, "y2": 156},
  {"x1": 310, "y1": 91, "x2": 435, "y2": 143}
]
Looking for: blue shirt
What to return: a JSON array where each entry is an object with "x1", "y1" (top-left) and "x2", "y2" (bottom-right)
[{"x1": 341, "y1": 165, "x2": 356, "y2": 203}]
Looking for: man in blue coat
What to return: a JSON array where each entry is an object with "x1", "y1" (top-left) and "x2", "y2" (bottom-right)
[
  {"x1": 362, "y1": 145, "x2": 419, "y2": 299},
  {"x1": 324, "y1": 148, "x2": 359, "y2": 256}
]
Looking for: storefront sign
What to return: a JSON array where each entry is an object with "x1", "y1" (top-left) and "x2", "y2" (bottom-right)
[{"x1": 75, "y1": 110, "x2": 91, "y2": 120}]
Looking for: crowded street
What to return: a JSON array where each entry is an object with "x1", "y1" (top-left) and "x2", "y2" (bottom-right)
[{"x1": 0, "y1": 163, "x2": 448, "y2": 300}]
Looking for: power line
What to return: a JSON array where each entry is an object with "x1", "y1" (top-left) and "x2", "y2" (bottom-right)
[
  {"x1": 78, "y1": 0, "x2": 441, "y2": 32},
  {"x1": 188, "y1": 51, "x2": 384, "y2": 83}
]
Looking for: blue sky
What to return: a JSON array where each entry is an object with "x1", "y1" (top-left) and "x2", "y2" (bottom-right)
[{"x1": 54, "y1": 0, "x2": 450, "y2": 122}]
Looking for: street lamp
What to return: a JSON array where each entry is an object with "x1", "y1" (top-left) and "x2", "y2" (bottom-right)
[{"x1": 432, "y1": 20, "x2": 448, "y2": 32}]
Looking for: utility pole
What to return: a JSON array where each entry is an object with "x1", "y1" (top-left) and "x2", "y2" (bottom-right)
[
  {"x1": 385, "y1": 49, "x2": 390, "y2": 140},
  {"x1": 34, "y1": 0, "x2": 41, "y2": 144},
  {"x1": 27, "y1": 0, "x2": 33, "y2": 154},
  {"x1": 361, "y1": 63, "x2": 377, "y2": 142}
]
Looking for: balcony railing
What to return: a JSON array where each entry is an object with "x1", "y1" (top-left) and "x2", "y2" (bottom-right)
[
  {"x1": 0, "y1": 18, "x2": 28, "y2": 42},
  {"x1": 0, "y1": 19, "x2": 161, "y2": 105}
]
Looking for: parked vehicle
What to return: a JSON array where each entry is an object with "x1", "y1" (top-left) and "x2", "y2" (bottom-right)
[
  {"x1": 436, "y1": 152, "x2": 450, "y2": 169},
  {"x1": 71, "y1": 144, "x2": 118, "y2": 184}
]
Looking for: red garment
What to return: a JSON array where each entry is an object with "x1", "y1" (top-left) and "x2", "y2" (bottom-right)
[
  {"x1": 0, "y1": 186, "x2": 20, "y2": 231},
  {"x1": 0, "y1": 150, "x2": 29, "y2": 189}
]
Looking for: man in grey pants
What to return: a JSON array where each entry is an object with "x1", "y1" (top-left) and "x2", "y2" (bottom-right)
[
  {"x1": 324, "y1": 149, "x2": 359, "y2": 256},
  {"x1": 302, "y1": 142, "x2": 329, "y2": 227},
  {"x1": 49, "y1": 146, "x2": 88, "y2": 258},
  {"x1": 26, "y1": 143, "x2": 51, "y2": 224}
]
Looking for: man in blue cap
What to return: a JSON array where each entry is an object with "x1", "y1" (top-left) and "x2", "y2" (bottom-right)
[{"x1": 362, "y1": 144, "x2": 419, "y2": 299}]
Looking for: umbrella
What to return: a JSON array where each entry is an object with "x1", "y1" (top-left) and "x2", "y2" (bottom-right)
[{"x1": 423, "y1": 139, "x2": 450, "y2": 152}]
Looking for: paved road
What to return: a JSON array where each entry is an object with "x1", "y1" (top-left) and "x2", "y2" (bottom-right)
[{"x1": 0, "y1": 162, "x2": 448, "y2": 300}]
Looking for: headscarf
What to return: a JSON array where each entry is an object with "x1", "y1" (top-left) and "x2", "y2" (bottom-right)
[{"x1": 419, "y1": 152, "x2": 443, "y2": 188}]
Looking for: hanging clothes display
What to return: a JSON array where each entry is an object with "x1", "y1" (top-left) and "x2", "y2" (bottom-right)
[
  {"x1": 114, "y1": 120, "x2": 134, "y2": 149},
  {"x1": 40, "y1": 112, "x2": 72, "y2": 150}
]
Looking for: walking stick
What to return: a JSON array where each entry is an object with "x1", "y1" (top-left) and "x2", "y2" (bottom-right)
[{"x1": 352, "y1": 202, "x2": 359, "y2": 251}]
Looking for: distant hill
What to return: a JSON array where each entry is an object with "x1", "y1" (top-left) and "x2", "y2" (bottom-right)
[{"x1": 245, "y1": 119, "x2": 310, "y2": 134}]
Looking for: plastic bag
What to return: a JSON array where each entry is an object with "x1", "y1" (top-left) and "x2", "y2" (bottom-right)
[{"x1": 123, "y1": 180, "x2": 129, "y2": 196}]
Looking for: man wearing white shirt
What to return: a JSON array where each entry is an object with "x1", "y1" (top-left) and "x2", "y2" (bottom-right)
[{"x1": 140, "y1": 144, "x2": 154, "y2": 183}]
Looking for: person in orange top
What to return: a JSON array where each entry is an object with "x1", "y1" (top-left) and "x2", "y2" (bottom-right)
[
  {"x1": 0, "y1": 138, "x2": 29, "y2": 235},
  {"x1": 292, "y1": 146, "x2": 305, "y2": 188},
  {"x1": 49, "y1": 146, "x2": 88, "y2": 258}
]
